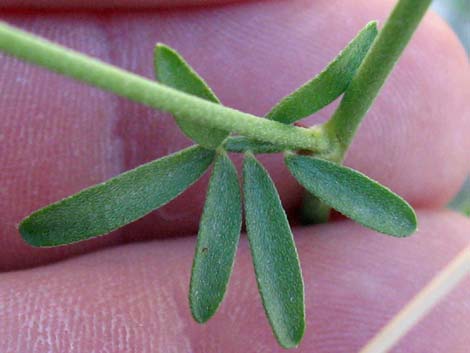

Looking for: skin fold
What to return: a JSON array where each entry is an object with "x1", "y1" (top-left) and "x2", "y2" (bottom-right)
[{"x1": 0, "y1": 0, "x2": 469, "y2": 351}]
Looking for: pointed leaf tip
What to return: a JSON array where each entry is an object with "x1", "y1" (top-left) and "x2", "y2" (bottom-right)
[
  {"x1": 266, "y1": 21, "x2": 378, "y2": 124},
  {"x1": 243, "y1": 153, "x2": 305, "y2": 348},
  {"x1": 190, "y1": 152, "x2": 242, "y2": 323},
  {"x1": 20, "y1": 146, "x2": 215, "y2": 247},
  {"x1": 285, "y1": 154, "x2": 417, "y2": 237}
]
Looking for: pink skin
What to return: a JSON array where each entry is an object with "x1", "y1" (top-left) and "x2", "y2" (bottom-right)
[{"x1": 0, "y1": 0, "x2": 469, "y2": 351}]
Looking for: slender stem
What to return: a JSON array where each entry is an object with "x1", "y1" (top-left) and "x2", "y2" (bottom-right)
[
  {"x1": 324, "y1": 0, "x2": 432, "y2": 159},
  {"x1": 223, "y1": 136, "x2": 286, "y2": 154},
  {"x1": 0, "y1": 21, "x2": 329, "y2": 153},
  {"x1": 360, "y1": 246, "x2": 470, "y2": 353},
  {"x1": 448, "y1": 176, "x2": 470, "y2": 217},
  {"x1": 300, "y1": 0, "x2": 431, "y2": 222}
]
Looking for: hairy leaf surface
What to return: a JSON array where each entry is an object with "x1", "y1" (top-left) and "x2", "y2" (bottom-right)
[
  {"x1": 243, "y1": 153, "x2": 305, "y2": 348},
  {"x1": 190, "y1": 152, "x2": 242, "y2": 323},
  {"x1": 155, "y1": 43, "x2": 228, "y2": 148},
  {"x1": 266, "y1": 22, "x2": 378, "y2": 124},
  {"x1": 285, "y1": 154, "x2": 417, "y2": 236},
  {"x1": 20, "y1": 146, "x2": 215, "y2": 246}
]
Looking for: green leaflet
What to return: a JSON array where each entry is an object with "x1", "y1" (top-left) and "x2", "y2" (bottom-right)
[
  {"x1": 20, "y1": 146, "x2": 215, "y2": 247},
  {"x1": 223, "y1": 136, "x2": 285, "y2": 154},
  {"x1": 155, "y1": 43, "x2": 228, "y2": 149},
  {"x1": 243, "y1": 153, "x2": 305, "y2": 349},
  {"x1": 285, "y1": 154, "x2": 417, "y2": 237},
  {"x1": 190, "y1": 152, "x2": 242, "y2": 323},
  {"x1": 266, "y1": 21, "x2": 378, "y2": 124}
]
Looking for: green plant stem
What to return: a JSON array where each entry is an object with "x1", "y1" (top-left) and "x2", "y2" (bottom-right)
[
  {"x1": 324, "y1": 0, "x2": 433, "y2": 160},
  {"x1": 299, "y1": 193, "x2": 331, "y2": 224},
  {"x1": 223, "y1": 136, "x2": 286, "y2": 154},
  {"x1": 448, "y1": 176, "x2": 470, "y2": 217},
  {"x1": 0, "y1": 22, "x2": 329, "y2": 154},
  {"x1": 301, "y1": 0, "x2": 431, "y2": 223}
]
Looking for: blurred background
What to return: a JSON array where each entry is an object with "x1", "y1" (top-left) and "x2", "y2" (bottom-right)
[
  {"x1": 433, "y1": 0, "x2": 469, "y2": 53},
  {"x1": 433, "y1": 0, "x2": 470, "y2": 216}
]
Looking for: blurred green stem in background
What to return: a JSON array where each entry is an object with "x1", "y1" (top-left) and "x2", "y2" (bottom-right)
[
  {"x1": 433, "y1": 0, "x2": 470, "y2": 53},
  {"x1": 449, "y1": 178, "x2": 470, "y2": 217},
  {"x1": 434, "y1": 0, "x2": 470, "y2": 217}
]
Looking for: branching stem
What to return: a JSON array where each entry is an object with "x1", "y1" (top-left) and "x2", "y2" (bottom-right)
[{"x1": 324, "y1": 0, "x2": 433, "y2": 160}]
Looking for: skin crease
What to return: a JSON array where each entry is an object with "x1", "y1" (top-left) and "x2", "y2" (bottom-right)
[{"x1": 0, "y1": 0, "x2": 469, "y2": 351}]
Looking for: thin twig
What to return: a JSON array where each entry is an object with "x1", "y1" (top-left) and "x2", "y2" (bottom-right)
[
  {"x1": 360, "y1": 246, "x2": 470, "y2": 353},
  {"x1": 324, "y1": 0, "x2": 432, "y2": 159},
  {"x1": 0, "y1": 22, "x2": 328, "y2": 153}
]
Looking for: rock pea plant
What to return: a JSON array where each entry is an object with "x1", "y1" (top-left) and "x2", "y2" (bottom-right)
[{"x1": 0, "y1": 0, "x2": 432, "y2": 349}]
